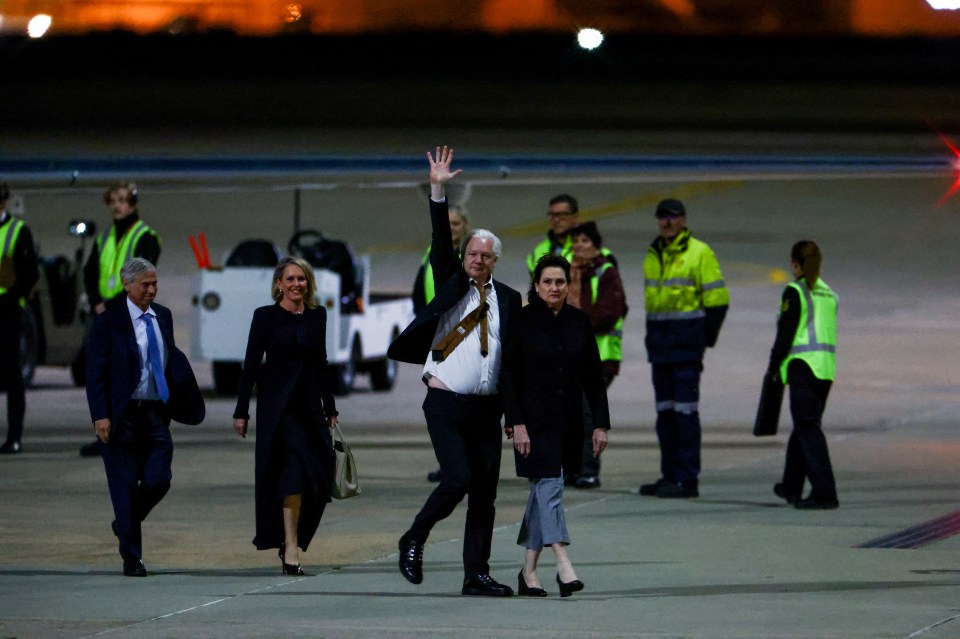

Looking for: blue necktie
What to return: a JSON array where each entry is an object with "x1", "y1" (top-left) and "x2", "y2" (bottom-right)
[{"x1": 142, "y1": 312, "x2": 170, "y2": 403}]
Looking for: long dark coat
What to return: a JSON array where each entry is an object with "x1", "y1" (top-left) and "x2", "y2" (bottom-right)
[
  {"x1": 502, "y1": 296, "x2": 611, "y2": 478},
  {"x1": 234, "y1": 304, "x2": 337, "y2": 551}
]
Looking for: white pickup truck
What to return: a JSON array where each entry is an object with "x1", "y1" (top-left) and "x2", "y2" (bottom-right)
[{"x1": 190, "y1": 233, "x2": 413, "y2": 396}]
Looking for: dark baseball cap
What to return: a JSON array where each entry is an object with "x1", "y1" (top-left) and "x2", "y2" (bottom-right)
[{"x1": 655, "y1": 198, "x2": 686, "y2": 218}]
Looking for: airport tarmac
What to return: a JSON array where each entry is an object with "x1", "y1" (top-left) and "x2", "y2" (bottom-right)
[{"x1": 1, "y1": 136, "x2": 959, "y2": 638}]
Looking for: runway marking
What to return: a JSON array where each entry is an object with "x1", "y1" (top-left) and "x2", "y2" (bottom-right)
[
  {"x1": 365, "y1": 180, "x2": 744, "y2": 254},
  {"x1": 857, "y1": 510, "x2": 960, "y2": 549},
  {"x1": 903, "y1": 613, "x2": 960, "y2": 638},
  {"x1": 78, "y1": 572, "x2": 324, "y2": 638}
]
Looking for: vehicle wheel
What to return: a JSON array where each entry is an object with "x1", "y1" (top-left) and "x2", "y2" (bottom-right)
[
  {"x1": 70, "y1": 347, "x2": 86, "y2": 387},
  {"x1": 332, "y1": 338, "x2": 361, "y2": 396},
  {"x1": 213, "y1": 361, "x2": 242, "y2": 396},
  {"x1": 369, "y1": 330, "x2": 399, "y2": 391},
  {"x1": 19, "y1": 305, "x2": 40, "y2": 389}
]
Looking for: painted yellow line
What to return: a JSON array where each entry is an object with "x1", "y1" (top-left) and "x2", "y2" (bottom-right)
[{"x1": 365, "y1": 179, "x2": 745, "y2": 254}]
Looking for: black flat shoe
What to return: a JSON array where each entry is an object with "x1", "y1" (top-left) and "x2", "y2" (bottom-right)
[
  {"x1": 282, "y1": 562, "x2": 304, "y2": 576},
  {"x1": 123, "y1": 559, "x2": 147, "y2": 577},
  {"x1": 773, "y1": 483, "x2": 800, "y2": 505},
  {"x1": 556, "y1": 573, "x2": 584, "y2": 597},
  {"x1": 517, "y1": 570, "x2": 547, "y2": 597},
  {"x1": 794, "y1": 496, "x2": 839, "y2": 510},
  {"x1": 0, "y1": 440, "x2": 22, "y2": 454}
]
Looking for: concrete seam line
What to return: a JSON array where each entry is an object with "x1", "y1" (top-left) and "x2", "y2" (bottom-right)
[{"x1": 903, "y1": 613, "x2": 960, "y2": 639}]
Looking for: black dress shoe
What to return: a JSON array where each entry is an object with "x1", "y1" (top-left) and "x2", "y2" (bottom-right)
[
  {"x1": 398, "y1": 533, "x2": 424, "y2": 584},
  {"x1": 426, "y1": 469, "x2": 442, "y2": 483},
  {"x1": 80, "y1": 440, "x2": 102, "y2": 457},
  {"x1": 282, "y1": 562, "x2": 305, "y2": 576},
  {"x1": 556, "y1": 573, "x2": 584, "y2": 597},
  {"x1": 517, "y1": 569, "x2": 547, "y2": 597},
  {"x1": 639, "y1": 478, "x2": 666, "y2": 496},
  {"x1": 0, "y1": 440, "x2": 22, "y2": 454},
  {"x1": 656, "y1": 481, "x2": 699, "y2": 498},
  {"x1": 123, "y1": 559, "x2": 147, "y2": 577},
  {"x1": 773, "y1": 483, "x2": 799, "y2": 505},
  {"x1": 575, "y1": 475, "x2": 601, "y2": 489},
  {"x1": 462, "y1": 573, "x2": 513, "y2": 597},
  {"x1": 794, "y1": 496, "x2": 839, "y2": 510}
]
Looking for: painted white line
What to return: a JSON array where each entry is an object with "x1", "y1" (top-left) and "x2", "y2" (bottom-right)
[{"x1": 903, "y1": 613, "x2": 960, "y2": 638}]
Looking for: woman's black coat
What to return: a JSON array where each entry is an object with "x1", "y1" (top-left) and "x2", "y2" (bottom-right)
[
  {"x1": 234, "y1": 304, "x2": 338, "y2": 551},
  {"x1": 502, "y1": 297, "x2": 611, "y2": 478}
]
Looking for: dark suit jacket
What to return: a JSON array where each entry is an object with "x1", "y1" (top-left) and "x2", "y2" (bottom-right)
[
  {"x1": 86, "y1": 296, "x2": 205, "y2": 429},
  {"x1": 388, "y1": 198, "x2": 521, "y2": 382},
  {"x1": 502, "y1": 296, "x2": 611, "y2": 478}
]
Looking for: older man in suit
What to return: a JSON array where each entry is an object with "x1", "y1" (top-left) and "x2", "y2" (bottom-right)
[
  {"x1": 85, "y1": 257, "x2": 203, "y2": 576},
  {"x1": 389, "y1": 146, "x2": 522, "y2": 597}
]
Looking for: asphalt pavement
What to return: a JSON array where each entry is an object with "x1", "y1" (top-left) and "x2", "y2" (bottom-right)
[{"x1": 1, "y1": 134, "x2": 959, "y2": 638}]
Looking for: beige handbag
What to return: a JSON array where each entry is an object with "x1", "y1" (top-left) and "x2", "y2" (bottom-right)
[{"x1": 331, "y1": 423, "x2": 361, "y2": 499}]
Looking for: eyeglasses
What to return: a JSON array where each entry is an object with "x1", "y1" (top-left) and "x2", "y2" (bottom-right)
[
  {"x1": 547, "y1": 211, "x2": 575, "y2": 218},
  {"x1": 465, "y1": 251, "x2": 496, "y2": 262},
  {"x1": 656, "y1": 213, "x2": 683, "y2": 221}
]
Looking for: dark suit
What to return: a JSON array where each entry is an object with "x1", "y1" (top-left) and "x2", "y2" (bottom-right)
[
  {"x1": 389, "y1": 198, "x2": 521, "y2": 577},
  {"x1": 85, "y1": 296, "x2": 204, "y2": 564}
]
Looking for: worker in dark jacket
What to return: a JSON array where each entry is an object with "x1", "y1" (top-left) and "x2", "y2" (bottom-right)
[{"x1": 0, "y1": 182, "x2": 40, "y2": 454}]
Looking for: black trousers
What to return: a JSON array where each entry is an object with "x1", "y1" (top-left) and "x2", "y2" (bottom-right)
[
  {"x1": 408, "y1": 387, "x2": 503, "y2": 576},
  {"x1": 782, "y1": 359, "x2": 837, "y2": 501},
  {"x1": 579, "y1": 371, "x2": 615, "y2": 477},
  {"x1": 101, "y1": 401, "x2": 173, "y2": 562},
  {"x1": 0, "y1": 304, "x2": 26, "y2": 445}
]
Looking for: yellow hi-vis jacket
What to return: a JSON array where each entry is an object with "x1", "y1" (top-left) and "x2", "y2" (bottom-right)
[{"x1": 644, "y1": 229, "x2": 729, "y2": 363}]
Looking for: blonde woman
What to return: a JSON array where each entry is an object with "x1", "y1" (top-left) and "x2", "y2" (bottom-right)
[{"x1": 233, "y1": 256, "x2": 339, "y2": 574}]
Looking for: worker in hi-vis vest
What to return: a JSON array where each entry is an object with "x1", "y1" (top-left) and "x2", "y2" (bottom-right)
[
  {"x1": 411, "y1": 202, "x2": 469, "y2": 483},
  {"x1": 0, "y1": 182, "x2": 40, "y2": 454},
  {"x1": 525, "y1": 194, "x2": 580, "y2": 275},
  {"x1": 79, "y1": 181, "x2": 161, "y2": 458},
  {"x1": 640, "y1": 198, "x2": 729, "y2": 499},
  {"x1": 565, "y1": 221, "x2": 627, "y2": 490},
  {"x1": 768, "y1": 240, "x2": 839, "y2": 510}
]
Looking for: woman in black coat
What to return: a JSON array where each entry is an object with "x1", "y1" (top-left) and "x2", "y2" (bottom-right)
[
  {"x1": 503, "y1": 254, "x2": 610, "y2": 597},
  {"x1": 233, "y1": 256, "x2": 339, "y2": 575}
]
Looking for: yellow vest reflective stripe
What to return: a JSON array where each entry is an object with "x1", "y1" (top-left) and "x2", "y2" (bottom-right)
[
  {"x1": 97, "y1": 220, "x2": 156, "y2": 299},
  {"x1": 421, "y1": 247, "x2": 435, "y2": 304},
  {"x1": 0, "y1": 217, "x2": 26, "y2": 305},
  {"x1": 780, "y1": 278, "x2": 838, "y2": 382},
  {"x1": 590, "y1": 262, "x2": 623, "y2": 362}
]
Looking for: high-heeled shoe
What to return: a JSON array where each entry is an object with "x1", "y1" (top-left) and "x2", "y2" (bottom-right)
[
  {"x1": 517, "y1": 569, "x2": 548, "y2": 597},
  {"x1": 282, "y1": 562, "x2": 305, "y2": 576},
  {"x1": 556, "y1": 573, "x2": 584, "y2": 597}
]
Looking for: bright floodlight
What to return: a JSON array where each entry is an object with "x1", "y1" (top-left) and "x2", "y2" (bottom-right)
[
  {"x1": 927, "y1": 0, "x2": 960, "y2": 8},
  {"x1": 27, "y1": 14, "x2": 52, "y2": 38},
  {"x1": 577, "y1": 28, "x2": 604, "y2": 50}
]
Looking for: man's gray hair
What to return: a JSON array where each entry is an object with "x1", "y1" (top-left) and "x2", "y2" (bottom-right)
[
  {"x1": 120, "y1": 257, "x2": 156, "y2": 283},
  {"x1": 461, "y1": 229, "x2": 502, "y2": 260}
]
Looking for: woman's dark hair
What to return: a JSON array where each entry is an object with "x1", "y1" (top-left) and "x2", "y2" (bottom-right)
[
  {"x1": 791, "y1": 240, "x2": 822, "y2": 289},
  {"x1": 528, "y1": 254, "x2": 571, "y2": 302},
  {"x1": 570, "y1": 221, "x2": 602, "y2": 248}
]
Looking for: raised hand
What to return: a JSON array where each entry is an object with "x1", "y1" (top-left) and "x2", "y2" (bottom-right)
[{"x1": 427, "y1": 145, "x2": 463, "y2": 188}]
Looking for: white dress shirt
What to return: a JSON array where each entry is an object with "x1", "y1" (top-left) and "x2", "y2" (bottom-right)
[
  {"x1": 422, "y1": 279, "x2": 501, "y2": 395},
  {"x1": 127, "y1": 297, "x2": 167, "y2": 400}
]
